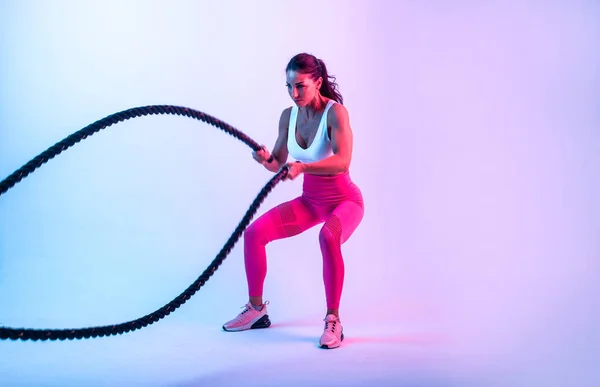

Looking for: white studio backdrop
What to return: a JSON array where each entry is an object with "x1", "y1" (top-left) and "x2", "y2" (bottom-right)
[{"x1": 0, "y1": 0, "x2": 598, "y2": 384}]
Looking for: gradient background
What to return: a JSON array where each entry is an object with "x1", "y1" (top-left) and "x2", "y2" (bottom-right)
[{"x1": 1, "y1": 1, "x2": 598, "y2": 386}]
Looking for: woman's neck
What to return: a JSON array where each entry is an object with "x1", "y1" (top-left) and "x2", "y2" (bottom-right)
[{"x1": 299, "y1": 94, "x2": 327, "y2": 119}]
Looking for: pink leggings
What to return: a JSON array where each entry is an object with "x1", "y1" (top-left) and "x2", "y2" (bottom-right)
[{"x1": 243, "y1": 171, "x2": 364, "y2": 310}]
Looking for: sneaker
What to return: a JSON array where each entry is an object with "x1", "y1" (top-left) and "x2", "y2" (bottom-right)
[
  {"x1": 222, "y1": 301, "x2": 271, "y2": 332},
  {"x1": 319, "y1": 314, "x2": 344, "y2": 349}
]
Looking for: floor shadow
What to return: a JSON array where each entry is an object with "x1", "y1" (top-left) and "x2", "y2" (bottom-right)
[
  {"x1": 343, "y1": 332, "x2": 447, "y2": 346},
  {"x1": 218, "y1": 318, "x2": 446, "y2": 351}
]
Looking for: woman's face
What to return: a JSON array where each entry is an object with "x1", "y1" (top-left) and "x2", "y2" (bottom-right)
[{"x1": 286, "y1": 70, "x2": 322, "y2": 107}]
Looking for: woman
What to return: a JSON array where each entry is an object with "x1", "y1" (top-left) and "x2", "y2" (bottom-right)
[{"x1": 222, "y1": 53, "x2": 364, "y2": 349}]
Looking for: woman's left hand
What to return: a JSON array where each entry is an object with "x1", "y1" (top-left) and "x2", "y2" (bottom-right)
[{"x1": 283, "y1": 161, "x2": 305, "y2": 180}]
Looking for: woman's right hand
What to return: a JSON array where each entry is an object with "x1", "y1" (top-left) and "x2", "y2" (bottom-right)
[{"x1": 252, "y1": 145, "x2": 271, "y2": 164}]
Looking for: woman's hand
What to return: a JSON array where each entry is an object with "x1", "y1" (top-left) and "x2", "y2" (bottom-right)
[
  {"x1": 284, "y1": 161, "x2": 305, "y2": 180},
  {"x1": 252, "y1": 145, "x2": 271, "y2": 164}
]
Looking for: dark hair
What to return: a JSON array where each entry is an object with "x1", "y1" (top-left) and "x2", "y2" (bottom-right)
[{"x1": 285, "y1": 53, "x2": 343, "y2": 105}]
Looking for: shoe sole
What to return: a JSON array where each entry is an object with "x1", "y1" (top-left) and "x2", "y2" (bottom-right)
[
  {"x1": 320, "y1": 333, "x2": 344, "y2": 349},
  {"x1": 222, "y1": 314, "x2": 271, "y2": 332}
]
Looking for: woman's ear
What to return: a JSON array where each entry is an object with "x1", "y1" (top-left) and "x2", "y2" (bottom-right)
[{"x1": 317, "y1": 76, "x2": 323, "y2": 90}]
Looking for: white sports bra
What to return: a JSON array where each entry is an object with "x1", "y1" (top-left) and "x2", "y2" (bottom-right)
[{"x1": 287, "y1": 99, "x2": 336, "y2": 163}]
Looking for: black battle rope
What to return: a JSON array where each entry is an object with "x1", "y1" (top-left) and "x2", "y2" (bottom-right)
[{"x1": 0, "y1": 105, "x2": 287, "y2": 341}]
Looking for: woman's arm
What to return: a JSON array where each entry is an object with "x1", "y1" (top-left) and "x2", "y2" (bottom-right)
[
  {"x1": 299, "y1": 103, "x2": 353, "y2": 175},
  {"x1": 258, "y1": 108, "x2": 291, "y2": 172}
]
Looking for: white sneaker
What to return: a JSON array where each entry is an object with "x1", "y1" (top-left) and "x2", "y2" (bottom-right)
[
  {"x1": 319, "y1": 314, "x2": 344, "y2": 349},
  {"x1": 222, "y1": 301, "x2": 271, "y2": 332}
]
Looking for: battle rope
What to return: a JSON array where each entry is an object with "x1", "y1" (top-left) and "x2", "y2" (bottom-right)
[{"x1": 0, "y1": 105, "x2": 287, "y2": 341}]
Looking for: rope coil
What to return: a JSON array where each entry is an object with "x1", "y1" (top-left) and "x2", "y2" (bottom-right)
[{"x1": 0, "y1": 105, "x2": 287, "y2": 341}]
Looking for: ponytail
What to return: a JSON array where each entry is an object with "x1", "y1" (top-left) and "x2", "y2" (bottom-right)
[{"x1": 316, "y1": 58, "x2": 343, "y2": 105}]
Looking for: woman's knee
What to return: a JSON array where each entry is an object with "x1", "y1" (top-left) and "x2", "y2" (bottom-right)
[
  {"x1": 319, "y1": 216, "x2": 343, "y2": 248},
  {"x1": 244, "y1": 221, "x2": 268, "y2": 246}
]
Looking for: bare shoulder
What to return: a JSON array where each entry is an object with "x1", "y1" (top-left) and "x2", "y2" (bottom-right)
[
  {"x1": 279, "y1": 106, "x2": 293, "y2": 127},
  {"x1": 328, "y1": 102, "x2": 350, "y2": 128},
  {"x1": 277, "y1": 106, "x2": 293, "y2": 142}
]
